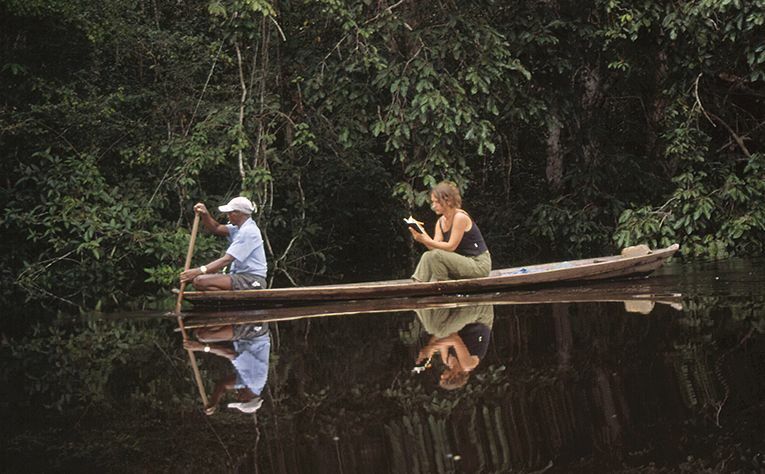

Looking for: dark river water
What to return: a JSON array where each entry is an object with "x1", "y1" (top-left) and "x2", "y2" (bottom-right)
[{"x1": 1, "y1": 258, "x2": 764, "y2": 473}]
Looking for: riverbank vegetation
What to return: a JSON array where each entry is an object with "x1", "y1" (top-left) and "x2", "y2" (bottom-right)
[{"x1": 2, "y1": 0, "x2": 764, "y2": 311}]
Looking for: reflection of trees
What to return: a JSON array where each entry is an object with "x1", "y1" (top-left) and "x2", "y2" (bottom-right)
[
  {"x1": 667, "y1": 295, "x2": 765, "y2": 426},
  {"x1": 383, "y1": 366, "x2": 604, "y2": 472},
  {"x1": 5, "y1": 317, "x2": 195, "y2": 411},
  {"x1": 3, "y1": 295, "x2": 763, "y2": 472},
  {"x1": 669, "y1": 344, "x2": 720, "y2": 413},
  {"x1": 253, "y1": 300, "x2": 764, "y2": 473}
]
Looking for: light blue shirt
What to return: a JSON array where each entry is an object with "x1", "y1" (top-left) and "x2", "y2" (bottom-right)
[
  {"x1": 232, "y1": 333, "x2": 270, "y2": 396},
  {"x1": 225, "y1": 218, "x2": 267, "y2": 277}
]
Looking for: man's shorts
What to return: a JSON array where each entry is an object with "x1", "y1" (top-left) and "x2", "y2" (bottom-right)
[
  {"x1": 230, "y1": 273, "x2": 267, "y2": 290},
  {"x1": 233, "y1": 322, "x2": 270, "y2": 340}
]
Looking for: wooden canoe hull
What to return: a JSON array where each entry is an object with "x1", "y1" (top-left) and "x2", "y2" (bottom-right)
[{"x1": 183, "y1": 244, "x2": 679, "y2": 309}]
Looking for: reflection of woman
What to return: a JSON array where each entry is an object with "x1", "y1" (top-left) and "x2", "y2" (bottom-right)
[
  {"x1": 414, "y1": 304, "x2": 494, "y2": 390},
  {"x1": 183, "y1": 323, "x2": 270, "y2": 414},
  {"x1": 409, "y1": 181, "x2": 491, "y2": 282}
]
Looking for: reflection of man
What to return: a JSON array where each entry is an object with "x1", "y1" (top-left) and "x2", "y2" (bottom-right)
[
  {"x1": 183, "y1": 323, "x2": 270, "y2": 414},
  {"x1": 414, "y1": 304, "x2": 494, "y2": 390},
  {"x1": 179, "y1": 196, "x2": 267, "y2": 291}
]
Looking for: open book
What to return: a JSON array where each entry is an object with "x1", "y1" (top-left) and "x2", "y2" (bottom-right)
[{"x1": 404, "y1": 215, "x2": 426, "y2": 234}]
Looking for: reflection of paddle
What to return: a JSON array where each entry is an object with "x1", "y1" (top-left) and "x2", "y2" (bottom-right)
[{"x1": 174, "y1": 213, "x2": 209, "y2": 407}]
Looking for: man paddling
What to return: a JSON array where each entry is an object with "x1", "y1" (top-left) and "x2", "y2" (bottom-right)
[
  {"x1": 184, "y1": 323, "x2": 270, "y2": 415},
  {"x1": 180, "y1": 196, "x2": 267, "y2": 291}
]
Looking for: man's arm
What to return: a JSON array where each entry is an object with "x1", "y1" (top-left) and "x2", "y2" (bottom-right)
[
  {"x1": 194, "y1": 202, "x2": 229, "y2": 237},
  {"x1": 184, "y1": 340, "x2": 237, "y2": 360},
  {"x1": 179, "y1": 254, "x2": 235, "y2": 283}
]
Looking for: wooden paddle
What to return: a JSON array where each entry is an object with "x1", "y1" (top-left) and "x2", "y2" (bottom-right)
[{"x1": 175, "y1": 212, "x2": 210, "y2": 407}]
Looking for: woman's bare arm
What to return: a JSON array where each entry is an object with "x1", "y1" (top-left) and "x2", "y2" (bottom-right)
[{"x1": 413, "y1": 213, "x2": 470, "y2": 252}]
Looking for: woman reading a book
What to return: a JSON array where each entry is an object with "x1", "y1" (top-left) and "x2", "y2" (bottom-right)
[
  {"x1": 409, "y1": 181, "x2": 491, "y2": 282},
  {"x1": 413, "y1": 304, "x2": 495, "y2": 390}
]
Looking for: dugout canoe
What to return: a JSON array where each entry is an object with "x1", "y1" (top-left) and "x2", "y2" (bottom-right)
[{"x1": 182, "y1": 244, "x2": 680, "y2": 310}]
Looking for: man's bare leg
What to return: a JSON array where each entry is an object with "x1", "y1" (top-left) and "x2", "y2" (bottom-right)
[
  {"x1": 196, "y1": 325, "x2": 235, "y2": 342},
  {"x1": 192, "y1": 274, "x2": 233, "y2": 291}
]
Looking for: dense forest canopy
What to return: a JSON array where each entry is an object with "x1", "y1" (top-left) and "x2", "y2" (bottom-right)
[{"x1": 1, "y1": 0, "x2": 764, "y2": 311}]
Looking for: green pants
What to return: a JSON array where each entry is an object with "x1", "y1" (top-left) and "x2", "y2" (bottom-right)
[
  {"x1": 416, "y1": 304, "x2": 495, "y2": 338},
  {"x1": 412, "y1": 249, "x2": 491, "y2": 282}
]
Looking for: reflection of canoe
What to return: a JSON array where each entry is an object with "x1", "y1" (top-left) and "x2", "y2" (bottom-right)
[
  {"x1": 183, "y1": 244, "x2": 679, "y2": 310},
  {"x1": 178, "y1": 283, "x2": 683, "y2": 328}
]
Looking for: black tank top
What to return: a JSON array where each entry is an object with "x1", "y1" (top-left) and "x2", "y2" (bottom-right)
[{"x1": 440, "y1": 212, "x2": 489, "y2": 257}]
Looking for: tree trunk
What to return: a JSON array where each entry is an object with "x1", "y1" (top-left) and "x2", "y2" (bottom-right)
[
  {"x1": 552, "y1": 303, "x2": 572, "y2": 367},
  {"x1": 580, "y1": 64, "x2": 604, "y2": 166},
  {"x1": 648, "y1": 48, "x2": 670, "y2": 171},
  {"x1": 545, "y1": 108, "x2": 563, "y2": 192}
]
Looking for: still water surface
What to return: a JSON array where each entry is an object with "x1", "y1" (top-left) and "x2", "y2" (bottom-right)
[{"x1": 1, "y1": 258, "x2": 764, "y2": 473}]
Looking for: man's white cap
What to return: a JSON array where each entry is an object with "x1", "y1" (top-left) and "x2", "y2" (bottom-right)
[
  {"x1": 218, "y1": 196, "x2": 255, "y2": 214},
  {"x1": 228, "y1": 397, "x2": 263, "y2": 413}
]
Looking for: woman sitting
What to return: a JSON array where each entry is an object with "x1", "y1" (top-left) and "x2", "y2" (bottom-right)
[
  {"x1": 413, "y1": 304, "x2": 494, "y2": 390},
  {"x1": 409, "y1": 181, "x2": 491, "y2": 282}
]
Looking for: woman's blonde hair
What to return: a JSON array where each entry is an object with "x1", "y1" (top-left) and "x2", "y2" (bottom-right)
[{"x1": 431, "y1": 181, "x2": 462, "y2": 209}]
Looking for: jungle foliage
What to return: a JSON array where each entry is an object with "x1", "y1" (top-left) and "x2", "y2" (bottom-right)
[{"x1": 1, "y1": 0, "x2": 764, "y2": 311}]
